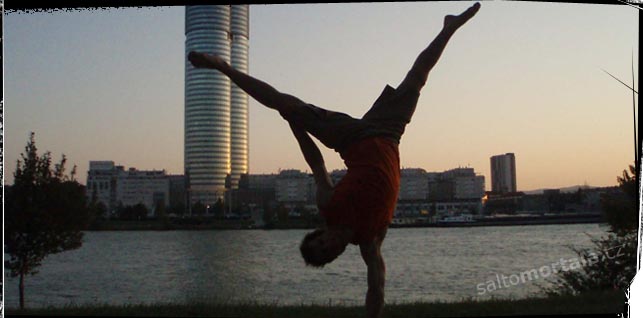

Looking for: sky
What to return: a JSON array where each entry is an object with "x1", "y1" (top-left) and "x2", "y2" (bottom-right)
[{"x1": 3, "y1": 1, "x2": 639, "y2": 191}]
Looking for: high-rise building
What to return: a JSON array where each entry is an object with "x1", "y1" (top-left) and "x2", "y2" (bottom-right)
[
  {"x1": 184, "y1": 5, "x2": 249, "y2": 205},
  {"x1": 229, "y1": 5, "x2": 250, "y2": 190},
  {"x1": 490, "y1": 153, "x2": 517, "y2": 193}
]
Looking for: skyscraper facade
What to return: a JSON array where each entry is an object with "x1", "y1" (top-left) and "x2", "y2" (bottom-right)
[
  {"x1": 229, "y1": 5, "x2": 249, "y2": 190},
  {"x1": 184, "y1": 5, "x2": 249, "y2": 205},
  {"x1": 490, "y1": 153, "x2": 517, "y2": 193}
]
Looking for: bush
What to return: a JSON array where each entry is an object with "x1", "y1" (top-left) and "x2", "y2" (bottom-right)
[{"x1": 545, "y1": 165, "x2": 638, "y2": 296}]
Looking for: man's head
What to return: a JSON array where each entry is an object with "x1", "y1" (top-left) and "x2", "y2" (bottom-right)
[{"x1": 300, "y1": 227, "x2": 352, "y2": 267}]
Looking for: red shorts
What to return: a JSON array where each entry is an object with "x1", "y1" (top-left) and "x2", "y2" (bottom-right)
[{"x1": 321, "y1": 137, "x2": 400, "y2": 245}]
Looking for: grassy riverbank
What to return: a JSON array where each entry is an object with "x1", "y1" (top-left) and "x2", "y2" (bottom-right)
[{"x1": 6, "y1": 290, "x2": 626, "y2": 317}]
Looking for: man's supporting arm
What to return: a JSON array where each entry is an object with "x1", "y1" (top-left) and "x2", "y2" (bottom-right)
[
  {"x1": 288, "y1": 123, "x2": 334, "y2": 208},
  {"x1": 360, "y1": 241, "x2": 386, "y2": 318}
]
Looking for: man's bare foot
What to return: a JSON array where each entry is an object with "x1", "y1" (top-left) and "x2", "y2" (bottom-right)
[
  {"x1": 443, "y1": 2, "x2": 480, "y2": 30},
  {"x1": 188, "y1": 51, "x2": 226, "y2": 69}
]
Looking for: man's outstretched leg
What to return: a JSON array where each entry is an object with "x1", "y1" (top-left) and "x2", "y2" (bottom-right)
[
  {"x1": 189, "y1": 52, "x2": 367, "y2": 152},
  {"x1": 189, "y1": 52, "x2": 306, "y2": 117},
  {"x1": 397, "y1": 2, "x2": 480, "y2": 93},
  {"x1": 361, "y1": 2, "x2": 481, "y2": 147}
]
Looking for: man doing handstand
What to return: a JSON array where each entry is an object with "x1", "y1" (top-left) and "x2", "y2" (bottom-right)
[{"x1": 188, "y1": 3, "x2": 480, "y2": 317}]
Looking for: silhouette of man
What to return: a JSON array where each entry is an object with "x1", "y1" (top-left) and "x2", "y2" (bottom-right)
[{"x1": 188, "y1": 3, "x2": 480, "y2": 317}]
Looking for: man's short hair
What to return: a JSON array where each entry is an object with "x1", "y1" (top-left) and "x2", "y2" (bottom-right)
[{"x1": 300, "y1": 228, "x2": 344, "y2": 267}]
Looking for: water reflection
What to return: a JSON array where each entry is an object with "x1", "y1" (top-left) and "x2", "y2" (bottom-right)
[{"x1": 3, "y1": 224, "x2": 605, "y2": 308}]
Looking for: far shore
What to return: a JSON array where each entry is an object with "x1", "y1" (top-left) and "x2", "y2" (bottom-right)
[{"x1": 87, "y1": 213, "x2": 604, "y2": 231}]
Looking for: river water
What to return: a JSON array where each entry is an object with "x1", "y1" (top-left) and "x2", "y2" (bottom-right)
[{"x1": 3, "y1": 223, "x2": 608, "y2": 308}]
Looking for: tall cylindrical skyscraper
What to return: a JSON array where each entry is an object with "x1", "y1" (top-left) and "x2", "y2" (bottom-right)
[
  {"x1": 185, "y1": 5, "x2": 232, "y2": 205},
  {"x1": 229, "y1": 5, "x2": 250, "y2": 189},
  {"x1": 185, "y1": 5, "x2": 249, "y2": 205}
]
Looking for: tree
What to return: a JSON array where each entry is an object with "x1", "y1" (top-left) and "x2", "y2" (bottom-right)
[
  {"x1": 262, "y1": 201, "x2": 277, "y2": 227},
  {"x1": 132, "y1": 203, "x2": 149, "y2": 220},
  {"x1": 94, "y1": 202, "x2": 108, "y2": 220},
  {"x1": 154, "y1": 200, "x2": 167, "y2": 219},
  {"x1": 116, "y1": 205, "x2": 132, "y2": 220},
  {"x1": 212, "y1": 198, "x2": 224, "y2": 218},
  {"x1": 87, "y1": 190, "x2": 107, "y2": 229},
  {"x1": 168, "y1": 202, "x2": 186, "y2": 216},
  {"x1": 601, "y1": 165, "x2": 638, "y2": 235},
  {"x1": 116, "y1": 203, "x2": 148, "y2": 220},
  {"x1": 545, "y1": 164, "x2": 638, "y2": 295},
  {"x1": 114, "y1": 202, "x2": 128, "y2": 220},
  {"x1": 276, "y1": 203, "x2": 290, "y2": 223},
  {"x1": 544, "y1": 231, "x2": 637, "y2": 295},
  {"x1": 192, "y1": 201, "x2": 206, "y2": 216},
  {"x1": 4, "y1": 133, "x2": 91, "y2": 309},
  {"x1": 116, "y1": 201, "x2": 132, "y2": 220}
]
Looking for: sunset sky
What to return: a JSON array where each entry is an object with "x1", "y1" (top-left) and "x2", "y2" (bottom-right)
[{"x1": 3, "y1": 2, "x2": 639, "y2": 191}]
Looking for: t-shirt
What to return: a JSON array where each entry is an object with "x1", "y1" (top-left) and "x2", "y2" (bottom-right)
[{"x1": 320, "y1": 136, "x2": 401, "y2": 244}]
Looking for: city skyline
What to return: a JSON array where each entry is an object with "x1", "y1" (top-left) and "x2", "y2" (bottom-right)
[
  {"x1": 81, "y1": 157, "x2": 623, "y2": 195},
  {"x1": 3, "y1": 2, "x2": 639, "y2": 191}
]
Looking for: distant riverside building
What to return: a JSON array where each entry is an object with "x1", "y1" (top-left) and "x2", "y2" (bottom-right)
[
  {"x1": 168, "y1": 175, "x2": 187, "y2": 214},
  {"x1": 275, "y1": 169, "x2": 314, "y2": 204},
  {"x1": 86, "y1": 161, "x2": 119, "y2": 212},
  {"x1": 399, "y1": 168, "x2": 429, "y2": 201},
  {"x1": 485, "y1": 185, "x2": 614, "y2": 215},
  {"x1": 252, "y1": 166, "x2": 485, "y2": 204},
  {"x1": 483, "y1": 191, "x2": 525, "y2": 215},
  {"x1": 243, "y1": 173, "x2": 278, "y2": 192},
  {"x1": 428, "y1": 167, "x2": 485, "y2": 202},
  {"x1": 86, "y1": 161, "x2": 169, "y2": 217},
  {"x1": 426, "y1": 167, "x2": 486, "y2": 215},
  {"x1": 184, "y1": 5, "x2": 249, "y2": 206},
  {"x1": 490, "y1": 153, "x2": 517, "y2": 193},
  {"x1": 442, "y1": 167, "x2": 486, "y2": 200},
  {"x1": 393, "y1": 166, "x2": 486, "y2": 218},
  {"x1": 234, "y1": 173, "x2": 278, "y2": 207},
  {"x1": 229, "y1": 166, "x2": 485, "y2": 217},
  {"x1": 117, "y1": 169, "x2": 169, "y2": 215}
]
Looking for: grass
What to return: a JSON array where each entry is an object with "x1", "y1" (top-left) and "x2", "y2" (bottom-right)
[{"x1": 6, "y1": 290, "x2": 626, "y2": 317}]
